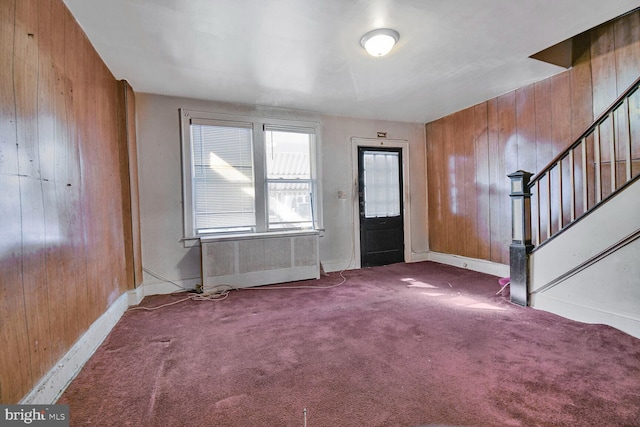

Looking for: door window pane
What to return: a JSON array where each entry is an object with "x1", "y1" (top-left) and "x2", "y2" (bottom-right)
[{"x1": 363, "y1": 151, "x2": 400, "y2": 218}]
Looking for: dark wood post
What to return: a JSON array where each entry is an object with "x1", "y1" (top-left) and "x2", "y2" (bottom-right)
[{"x1": 508, "y1": 170, "x2": 533, "y2": 306}]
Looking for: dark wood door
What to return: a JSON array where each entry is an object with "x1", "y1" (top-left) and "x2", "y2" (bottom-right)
[{"x1": 358, "y1": 147, "x2": 404, "y2": 267}]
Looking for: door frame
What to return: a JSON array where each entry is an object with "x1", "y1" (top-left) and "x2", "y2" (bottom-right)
[{"x1": 351, "y1": 137, "x2": 412, "y2": 269}]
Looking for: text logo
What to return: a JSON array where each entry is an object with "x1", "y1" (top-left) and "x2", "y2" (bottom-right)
[{"x1": 1, "y1": 405, "x2": 68, "y2": 427}]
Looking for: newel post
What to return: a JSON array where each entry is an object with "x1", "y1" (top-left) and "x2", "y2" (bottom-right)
[{"x1": 508, "y1": 170, "x2": 534, "y2": 306}]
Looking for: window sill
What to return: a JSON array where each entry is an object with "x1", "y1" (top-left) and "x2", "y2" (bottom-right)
[{"x1": 199, "y1": 229, "x2": 320, "y2": 243}]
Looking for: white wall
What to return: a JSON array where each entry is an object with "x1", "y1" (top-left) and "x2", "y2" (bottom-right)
[
  {"x1": 135, "y1": 93, "x2": 428, "y2": 288},
  {"x1": 530, "y1": 179, "x2": 640, "y2": 338},
  {"x1": 319, "y1": 115, "x2": 428, "y2": 271}
]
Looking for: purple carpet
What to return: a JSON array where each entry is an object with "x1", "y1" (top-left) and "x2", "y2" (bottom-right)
[{"x1": 59, "y1": 261, "x2": 640, "y2": 426}]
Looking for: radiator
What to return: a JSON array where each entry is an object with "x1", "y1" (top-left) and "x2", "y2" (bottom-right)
[{"x1": 200, "y1": 231, "x2": 320, "y2": 288}]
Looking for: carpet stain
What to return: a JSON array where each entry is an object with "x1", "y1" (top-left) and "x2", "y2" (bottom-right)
[
  {"x1": 422, "y1": 292, "x2": 446, "y2": 296},
  {"x1": 467, "y1": 302, "x2": 506, "y2": 311},
  {"x1": 406, "y1": 281, "x2": 438, "y2": 288},
  {"x1": 214, "y1": 394, "x2": 247, "y2": 409},
  {"x1": 150, "y1": 336, "x2": 173, "y2": 346},
  {"x1": 146, "y1": 359, "x2": 166, "y2": 421},
  {"x1": 278, "y1": 348, "x2": 299, "y2": 365}
]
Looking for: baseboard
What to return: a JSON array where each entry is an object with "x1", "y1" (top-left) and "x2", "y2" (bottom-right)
[
  {"x1": 320, "y1": 260, "x2": 356, "y2": 274},
  {"x1": 127, "y1": 285, "x2": 145, "y2": 306},
  {"x1": 127, "y1": 278, "x2": 200, "y2": 306},
  {"x1": 531, "y1": 293, "x2": 640, "y2": 339},
  {"x1": 323, "y1": 253, "x2": 506, "y2": 278},
  {"x1": 137, "y1": 277, "x2": 199, "y2": 296},
  {"x1": 20, "y1": 292, "x2": 130, "y2": 404},
  {"x1": 408, "y1": 251, "x2": 430, "y2": 263},
  {"x1": 20, "y1": 277, "x2": 201, "y2": 404},
  {"x1": 427, "y1": 251, "x2": 509, "y2": 278}
]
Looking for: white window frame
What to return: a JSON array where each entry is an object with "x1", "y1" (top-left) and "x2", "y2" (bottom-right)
[{"x1": 180, "y1": 109, "x2": 322, "y2": 239}]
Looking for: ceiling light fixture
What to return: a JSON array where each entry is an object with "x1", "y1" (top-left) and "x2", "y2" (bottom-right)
[{"x1": 360, "y1": 28, "x2": 400, "y2": 57}]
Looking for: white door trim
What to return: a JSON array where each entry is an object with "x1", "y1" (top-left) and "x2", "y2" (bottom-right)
[{"x1": 350, "y1": 137, "x2": 411, "y2": 269}]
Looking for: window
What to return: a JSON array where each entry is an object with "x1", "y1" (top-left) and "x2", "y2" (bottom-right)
[
  {"x1": 361, "y1": 150, "x2": 401, "y2": 218},
  {"x1": 191, "y1": 122, "x2": 255, "y2": 233},
  {"x1": 181, "y1": 110, "x2": 320, "y2": 238},
  {"x1": 265, "y1": 128, "x2": 314, "y2": 230}
]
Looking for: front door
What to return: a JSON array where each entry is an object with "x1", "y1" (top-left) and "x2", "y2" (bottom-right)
[{"x1": 358, "y1": 147, "x2": 404, "y2": 267}]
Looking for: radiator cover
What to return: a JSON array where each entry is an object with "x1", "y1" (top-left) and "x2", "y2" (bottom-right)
[{"x1": 200, "y1": 231, "x2": 320, "y2": 288}]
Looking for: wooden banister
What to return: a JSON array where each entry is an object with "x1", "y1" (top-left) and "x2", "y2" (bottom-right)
[
  {"x1": 530, "y1": 74, "x2": 640, "y2": 185},
  {"x1": 527, "y1": 75, "x2": 640, "y2": 247}
]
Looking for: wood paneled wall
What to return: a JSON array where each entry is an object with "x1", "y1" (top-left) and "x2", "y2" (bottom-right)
[
  {"x1": 426, "y1": 10, "x2": 640, "y2": 264},
  {"x1": 0, "y1": 0, "x2": 136, "y2": 403},
  {"x1": 117, "y1": 82, "x2": 143, "y2": 287}
]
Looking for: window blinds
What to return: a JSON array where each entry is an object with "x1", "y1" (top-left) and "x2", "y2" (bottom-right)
[{"x1": 191, "y1": 123, "x2": 255, "y2": 232}]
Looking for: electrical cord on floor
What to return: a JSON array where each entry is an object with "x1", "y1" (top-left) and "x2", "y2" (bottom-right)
[
  {"x1": 136, "y1": 234, "x2": 357, "y2": 311},
  {"x1": 130, "y1": 267, "x2": 351, "y2": 312},
  {"x1": 129, "y1": 285, "x2": 232, "y2": 311},
  {"x1": 142, "y1": 267, "x2": 191, "y2": 291}
]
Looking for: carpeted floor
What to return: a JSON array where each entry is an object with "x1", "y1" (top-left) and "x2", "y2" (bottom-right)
[{"x1": 58, "y1": 261, "x2": 640, "y2": 426}]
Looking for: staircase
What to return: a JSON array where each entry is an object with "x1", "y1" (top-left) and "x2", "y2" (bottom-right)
[{"x1": 520, "y1": 76, "x2": 640, "y2": 338}]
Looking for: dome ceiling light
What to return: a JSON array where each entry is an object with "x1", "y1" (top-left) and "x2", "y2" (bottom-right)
[{"x1": 360, "y1": 28, "x2": 400, "y2": 57}]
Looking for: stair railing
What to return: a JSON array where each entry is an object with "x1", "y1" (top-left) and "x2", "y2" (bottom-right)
[
  {"x1": 507, "y1": 75, "x2": 640, "y2": 306},
  {"x1": 529, "y1": 75, "x2": 640, "y2": 247}
]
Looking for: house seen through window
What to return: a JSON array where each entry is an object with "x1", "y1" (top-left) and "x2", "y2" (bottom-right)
[{"x1": 265, "y1": 129, "x2": 314, "y2": 230}]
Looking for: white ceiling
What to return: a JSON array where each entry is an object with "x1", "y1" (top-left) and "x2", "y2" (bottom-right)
[{"x1": 64, "y1": 0, "x2": 640, "y2": 123}]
